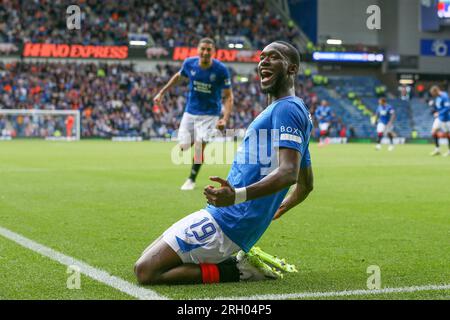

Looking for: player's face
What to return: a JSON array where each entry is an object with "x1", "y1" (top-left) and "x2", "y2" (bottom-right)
[
  {"x1": 258, "y1": 44, "x2": 290, "y2": 94},
  {"x1": 197, "y1": 43, "x2": 215, "y2": 65}
]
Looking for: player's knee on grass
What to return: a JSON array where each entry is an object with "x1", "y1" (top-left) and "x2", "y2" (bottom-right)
[
  {"x1": 134, "y1": 239, "x2": 183, "y2": 285},
  {"x1": 134, "y1": 258, "x2": 168, "y2": 285},
  {"x1": 134, "y1": 257, "x2": 155, "y2": 284}
]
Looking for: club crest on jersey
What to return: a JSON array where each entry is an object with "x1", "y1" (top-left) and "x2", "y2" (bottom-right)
[
  {"x1": 209, "y1": 73, "x2": 216, "y2": 82},
  {"x1": 190, "y1": 70, "x2": 196, "y2": 76}
]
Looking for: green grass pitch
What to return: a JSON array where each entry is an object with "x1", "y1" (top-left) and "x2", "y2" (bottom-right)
[{"x1": 0, "y1": 140, "x2": 449, "y2": 300}]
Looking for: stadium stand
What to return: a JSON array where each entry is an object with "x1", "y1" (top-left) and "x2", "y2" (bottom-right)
[
  {"x1": 0, "y1": 58, "x2": 330, "y2": 139},
  {"x1": 0, "y1": 2, "x2": 439, "y2": 140},
  {"x1": 409, "y1": 98, "x2": 434, "y2": 138},
  {"x1": 0, "y1": 0, "x2": 300, "y2": 49},
  {"x1": 310, "y1": 76, "x2": 417, "y2": 138},
  {"x1": 0, "y1": 61, "x2": 270, "y2": 138},
  {"x1": 1, "y1": 59, "x2": 428, "y2": 139}
]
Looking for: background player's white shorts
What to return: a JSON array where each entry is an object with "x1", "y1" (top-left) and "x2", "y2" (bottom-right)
[
  {"x1": 377, "y1": 123, "x2": 394, "y2": 135},
  {"x1": 162, "y1": 209, "x2": 240, "y2": 264},
  {"x1": 319, "y1": 122, "x2": 330, "y2": 132},
  {"x1": 178, "y1": 112, "x2": 220, "y2": 145},
  {"x1": 431, "y1": 118, "x2": 450, "y2": 133}
]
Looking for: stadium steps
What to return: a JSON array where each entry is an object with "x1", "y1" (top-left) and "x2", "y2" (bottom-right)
[
  {"x1": 410, "y1": 98, "x2": 433, "y2": 138},
  {"x1": 362, "y1": 98, "x2": 413, "y2": 138},
  {"x1": 314, "y1": 76, "x2": 414, "y2": 138}
]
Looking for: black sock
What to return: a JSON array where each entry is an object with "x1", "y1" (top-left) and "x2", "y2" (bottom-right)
[
  {"x1": 377, "y1": 136, "x2": 382, "y2": 144},
  {"x1": 217, "y1": 257, "x2": 240, "y2": 283},
  {"x1": 388, "y1": 133, "x2": 394, "y2": 145},
  {"x1": 434, "y1": 136, "x2": 439, "y2": 148},
  {"x1": 189, "y1": 163, "x2": 202, "y2": 182}
]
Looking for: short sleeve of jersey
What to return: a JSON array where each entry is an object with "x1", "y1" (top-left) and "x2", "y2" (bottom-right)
[
  {"x1": 271, "y1": 101, "x2": 305, "y2": 154},
  {"x1": 442, "y1": 94, "x2": 450, "y2": 107},
  {"x1": 180, "y1": 59, "x2": 190, "y2": 78},
  {"x1": 220, "y1": 64, "x2": 231, "y2": 89},
  {"x1": 300, "y1": 146, "x2": 311, "y2": 168}
]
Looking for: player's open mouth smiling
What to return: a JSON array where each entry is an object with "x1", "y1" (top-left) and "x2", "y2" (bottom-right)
[{"x1": 260, "y1": 69, "x2": 275, "y2": 85}]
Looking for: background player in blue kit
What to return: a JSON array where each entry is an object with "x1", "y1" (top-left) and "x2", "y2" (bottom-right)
[
  {"x1": 374, "y1": 98, "x2": 396, "y2": 151},
  {"x1": 153, "y1": 38, "x2": 234, "y2": 190},
  {"x1": 314, "y1": 100, "x2": 333, "y2": 147},
  {"x1": 429, "y1": 86, "x2": 450, "y2": 157},
  {"x1": 134, "y1": 41, "x2": 314, "y2": 285}
]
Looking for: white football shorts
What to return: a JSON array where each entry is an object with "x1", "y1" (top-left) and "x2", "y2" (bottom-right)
[
  {"x1": 431, "y1": 118, "x2": 450, "y2": 133},
  {"x1": 377, "y1": 123, "x2": 394, "y2": 134},
  {"x1": 319, "y1": 122, "x2": 330, "y2": 132},
  {"x1": 162, "y1": 209, "x2": 240, "y2": 264},
  {"x1": 178, "y1": 112, "x2": 220, "y2": 145}
]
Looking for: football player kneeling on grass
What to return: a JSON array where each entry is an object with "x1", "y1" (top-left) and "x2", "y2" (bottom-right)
[{"x1": 134, "y1": 41, "x2": 314, "y2": 285}]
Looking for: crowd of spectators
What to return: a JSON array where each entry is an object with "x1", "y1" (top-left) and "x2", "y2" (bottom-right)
[
  {"x1": 0, "y1": 61, "x2": 321, "y2": 139},
  {"x1": 0, "y1": 0, "x2": 300, "y2": 49}
]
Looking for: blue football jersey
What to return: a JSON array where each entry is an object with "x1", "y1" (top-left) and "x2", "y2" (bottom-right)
[
  {"x1": 314, "y1": 106, "x2": 332, "y2": 123},
  {"x1": 206, "y1": 96, "x2": 312, "y2": 252},
  {"x1": 434, "y1": 92, "x2": 450, "y2": 122},
  {"x1": 180, "y1": 57, "x2": 231, "y2": 116},
  {"x1": 376, "y1": 104, "x2": 395, "y2": 125}
]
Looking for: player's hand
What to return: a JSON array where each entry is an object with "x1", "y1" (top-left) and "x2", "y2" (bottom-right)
[
  {"x1": 272, "y1": 210, "x2": 283, "y2": 220},
  {"x1": 153, "y1": 92, "x2": 164, "y2": 105},
  {"x1": 203, "y1": 176, "x2": 235, "y2": 207},
  {"x1": 272, "y1": 203, "x2": 287, "y2": 220},
  {"x1": 216, "y1": 118, "x2": 227, "y2": 131}
]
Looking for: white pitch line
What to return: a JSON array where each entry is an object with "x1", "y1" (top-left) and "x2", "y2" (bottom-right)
[
  {"x1": 2, "y1": 225, "x2": 448, "y2": 301},
  {"x1": 0, "y1": 226, "x2": 166, "y2": 300},
  {"x1": 212, "y1": 284, "x2": 450, "y2": 300}
]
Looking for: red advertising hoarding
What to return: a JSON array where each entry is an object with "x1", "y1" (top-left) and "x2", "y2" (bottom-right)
[
  {"x1": 22, "y1": 43, "x2": 128, "y2": 59},
  {"x1": 172, "y1": 47, "x2": 260, "y2": 63},
  {"x1": 20, "y1": 43, "x2": 259, "y2": 62}
]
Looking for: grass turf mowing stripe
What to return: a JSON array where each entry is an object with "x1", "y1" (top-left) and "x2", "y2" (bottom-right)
[
  {"x1": 211, "y1": 284, "x2": 450, "y2": 300},
  {"x1": 0, "y1": 225, "x2": 166, "y2": 300}
]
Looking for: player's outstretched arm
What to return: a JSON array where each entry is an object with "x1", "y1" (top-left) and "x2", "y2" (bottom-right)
[
  {"x1": 203, "y1": 148, "x2": 300, "y2": 207},
  {"x1": 217, "y1": 88, "x2": 234, "y2": 130},
  {"x1": 153, "y1": 72, "x2": 183, "y2": 105},
  {"x1": 272, "y1": 165, "x2": 314, "y2": 220}
]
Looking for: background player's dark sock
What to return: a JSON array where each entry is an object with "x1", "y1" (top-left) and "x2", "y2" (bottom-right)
[
  {"x1": 388, "y1": 133, "x2": 394, "y2": 145},
  {"x1": 189, "y1": 163, "x2": 202, "y2": 182},
  {"x1": 434, "y1": 135, "x2": 439, "y2": 148},
  {"x1": 217, "y1": 257, "x2": 240, "y2": 282}
]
